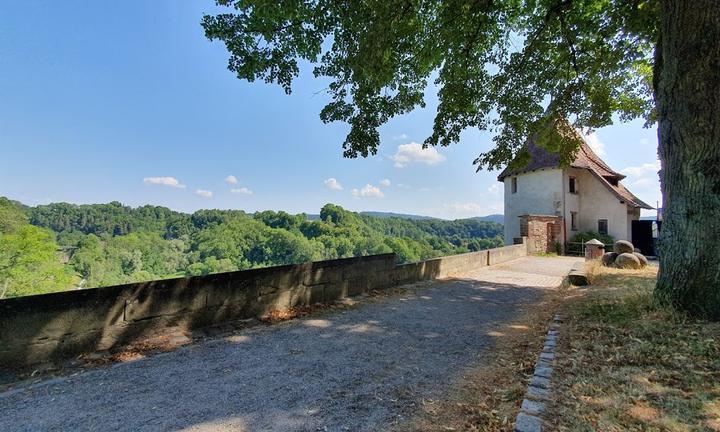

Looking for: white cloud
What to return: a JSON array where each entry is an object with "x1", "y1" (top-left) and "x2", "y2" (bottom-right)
[
  {"x1": 225, "y1": 175, "x2": 238, "y2": 185},
  {"x1": 445, "y1": 202, "x2": 483, "y2": 214},
  {"x1": 393, "y1": 133, "x2": 408, "y2": 140},
  {"x1": 582, "y1": 132, "x2": 606, "y2": 157},
  {"x1": 391, "y1": 142, "x2": 446, "y2": 168},
  {"x1": 621, "y1": 159, "x2": 662, "y2": 209},
  {"x1": 430, "y1": 201, "x2": 504, "y2": 220},
  {"x1": 195, "y1": 189, "x2": 213, "y2": 198},
  {"x1": 143, "y1": 176, "x2": 186, "y2": 188},
  {"x1": 417, "y1": 186, "x2": 443, "y2": 193},
  {"x1": 324, "y1": 178, "x2": 343, "y2": 191},
  {"x1": 488, "y1": 183, "x2": 502, "y2": 195},
  {"x1": 231, "y1": 187, "x2": 253, "y2": 195},
  {"x1": 379, "y1": 178, "x2": 391, "y2": 187},
  {"x1": 621, "y1": 160, "x2": 660, "y2": 180},
  {"x1": 397, "y1": 183, "x2": 411, "y2": 189},
  {"x1": 351, "y1": 184, "x2": 384, "y2": 198}
]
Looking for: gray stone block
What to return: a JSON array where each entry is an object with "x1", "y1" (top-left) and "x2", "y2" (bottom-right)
[
  {"x1": 568, "y1": 270, "x2": 588, "y2": 286},
  {"x1": 515, "y1": 412, "x2": 542, "y2": 432},
  {"x1": 366, "y1": 270, "x2": 394, "y2": 291},
  {"x1": 536, "y1": 359, "x2": 552, "y2": 370},
  {"x1": 539, "y1": 352, "x2": 555, "y2": 361},
  {"x1": 530, "y1": 375, "x2": 551, "y2": 389},
  {"x1": 534, "y1": 365, "x2": 553, "y2": 378},
  {"x1": 521, "y1": 398, "x2": 546, "y2": 415},
  {"x1": 527, "y1": 385, "x2": 550, "y2": 400},
  {"x1": 288, "y1": 285, "x2": 311, "y2": 308},
  {"x1": 324, "y1": 282, "x2": 348, "y2": 301},
  {"x1": 124, "y1": 279, "x2": 208, "y2": 322},
  {"x1": 308, "y1": 284, "x2": 325, "y2": 304},
  {"x1": 304, "y1": 265, "x2": 343, "y2": 286},
  {"x1": 344, "y1": 277, "x2": 367, "y2": 297}
]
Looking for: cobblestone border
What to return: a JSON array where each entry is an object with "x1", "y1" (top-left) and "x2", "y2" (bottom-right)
[{"x1": 514, "y1": 313, "x2": 562, "y2": 432}]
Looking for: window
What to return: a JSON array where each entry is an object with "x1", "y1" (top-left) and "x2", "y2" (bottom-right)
[
  {"x1": 571, "y1": 212, "x2": 578, "y2": 231},
  {"x1": 569, "y1": 176, "x2": 577, "y2": 194},
  {"x1": 511, "y1": 177, "x2": 517, "y2": 194},
  {"x1": 598, "y1": 219, "x2": 608, "y2": 235},
  {"x1": 604, "y1": 176, "x2": 619, "y2": 186}
]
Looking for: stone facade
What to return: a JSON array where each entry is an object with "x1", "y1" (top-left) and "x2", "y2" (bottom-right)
[
  {"x1": 519, "y1": 215, "x2": 564, "y2": 254},
  {"x1": 500, "y1": 138, "x2": 653, "y2": 246},
  {"x1": 503, "y1": 169, "x2": 564, "y2": 243}
]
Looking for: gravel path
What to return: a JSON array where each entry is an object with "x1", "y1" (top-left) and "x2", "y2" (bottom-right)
[{"x1": 0, "y1": 256, "x2": 579, "y2": 432}]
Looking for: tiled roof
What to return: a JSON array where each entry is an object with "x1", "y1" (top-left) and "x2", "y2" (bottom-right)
[
  {"x1": 592, "y1": 171, "x2": 654, "y2": 210},
  {"x1": 497, "y1": 129, "x2": 653, "y2": 209}
]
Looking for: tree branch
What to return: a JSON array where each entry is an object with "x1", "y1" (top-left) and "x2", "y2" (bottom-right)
[
  {"x1": 558, "y1": 12, "x2": 579, "y2": 73},
  {"x1": 511, "y1": 0, "x2": 573, "y2": 74}
]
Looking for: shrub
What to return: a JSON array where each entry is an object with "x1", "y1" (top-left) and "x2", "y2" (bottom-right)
[{"x1": 570, "y1": 230, "x2": 614, "y2": 246}]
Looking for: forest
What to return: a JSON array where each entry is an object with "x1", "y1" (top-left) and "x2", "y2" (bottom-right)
[{"x1": 0, "y1": 197, "x2": 503, "y2": 298}]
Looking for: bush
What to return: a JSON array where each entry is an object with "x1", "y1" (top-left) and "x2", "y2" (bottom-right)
[{"x1": 570, "y1": 231, "x2": 614, "y2": 245}]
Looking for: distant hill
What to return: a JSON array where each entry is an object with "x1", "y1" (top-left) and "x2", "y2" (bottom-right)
[
  {"x1": 359, "y1": 211, "x2": 437, "y2": 220},
  {"x1": 473, "y1": 214, "x2": 504, "y2": 224},
  {"x1": 358, "y1": 211, "x2": 505, "y2": 224},
  {"x1": 2, "y1": 199, "x2": 505, "y2": 296}
]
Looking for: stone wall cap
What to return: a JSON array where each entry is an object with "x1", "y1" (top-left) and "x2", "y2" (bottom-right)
[
  {"x1": 519, "y1": 214, "x2": 562, "y2": 218},
  {"x1": 585, "y1": 238, "x2": 604, "y2": 245}
]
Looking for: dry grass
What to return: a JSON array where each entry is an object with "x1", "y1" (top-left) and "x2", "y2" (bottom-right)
[
  {"x1": 549, "y1": 263, "x2": 720, "y2": 431},
  {"x1": 259, "y1": 305, "x2": 321, "y2": 323},
  {"x1": 392, "y1": 287, "x2": 566, "y2": 432}
]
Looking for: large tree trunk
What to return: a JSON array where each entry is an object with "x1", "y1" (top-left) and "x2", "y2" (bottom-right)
[{"x1": 655, "y1": 1, "x2": 720, "y2": 319}]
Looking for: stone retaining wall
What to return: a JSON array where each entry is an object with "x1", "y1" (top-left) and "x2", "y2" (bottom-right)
[{"x1": 0, "y1": 243, "x2": 527, "y2": 369}]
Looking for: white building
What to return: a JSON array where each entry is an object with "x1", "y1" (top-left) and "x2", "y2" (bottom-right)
[{"x1": 498, "y1": 133, "x2": 652, "y2": 250}]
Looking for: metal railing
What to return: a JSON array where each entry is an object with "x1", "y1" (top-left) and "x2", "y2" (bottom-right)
[{"x1": 564, "y1": 242, "x2": 613, "y2": 257}]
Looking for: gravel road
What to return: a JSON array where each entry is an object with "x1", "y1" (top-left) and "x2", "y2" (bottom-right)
[{"x1": 0, "y1": 256, "x2": 579, "y2": 432}]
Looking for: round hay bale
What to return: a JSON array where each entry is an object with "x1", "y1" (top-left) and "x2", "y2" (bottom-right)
[
  {"x1": 602, "y1": 252, "x2": 618, "y2": 267},
  {"x1": 614, "y1": 240, "x2": 634, "y2": 254},
  {"x1": 616, "y1": 252, "x2": 642, "y2": 269},
  {"x1": 633, "y1": 252, "x2": 649, "y2": 268}
]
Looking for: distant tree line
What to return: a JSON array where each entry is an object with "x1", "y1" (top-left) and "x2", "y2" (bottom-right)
[{"x1": 0, "y1": 198, "x2": 503, "y2": 298}]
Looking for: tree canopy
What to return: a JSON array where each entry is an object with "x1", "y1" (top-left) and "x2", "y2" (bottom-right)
[
  {"x1": 0, "y1": 198, "x2": 503, "y2": 297},
  {"x1": 203, "y1": 1, "x2": 720, "y2": 320},
  {"x1": 202, "y1": 0, "x2": 658, "y2": 168}
]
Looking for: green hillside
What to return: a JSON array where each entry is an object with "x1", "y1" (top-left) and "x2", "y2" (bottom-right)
[{"x1": 0, "y1": 198, "x2": 503, "y2": 298}]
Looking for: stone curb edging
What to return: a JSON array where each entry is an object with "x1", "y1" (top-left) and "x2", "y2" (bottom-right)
[{"x1": 514, "y1": 314, "x2": 562, "y2": 432}]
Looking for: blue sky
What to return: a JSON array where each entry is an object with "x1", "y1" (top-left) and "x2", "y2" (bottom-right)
[{"x1": 0, "y1": 1, "x2": 660, "y2": 219}]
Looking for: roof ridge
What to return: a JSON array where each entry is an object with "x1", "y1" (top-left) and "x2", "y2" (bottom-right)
[{"x1": 573, "y1": 132, "x2": 624, "y2": 179}]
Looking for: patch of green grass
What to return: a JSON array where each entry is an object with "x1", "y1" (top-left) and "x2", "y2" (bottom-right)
[
  {"x1": 550, "y1": 265, "x2": 720, "y2": 431},
  {"x1": 533, "y1": 252, "x2": 558, "y2": 257}
]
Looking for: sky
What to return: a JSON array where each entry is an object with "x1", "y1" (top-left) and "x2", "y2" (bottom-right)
[{"x1": 0, "y1": 1, "x2": 661, "y2": 219}]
